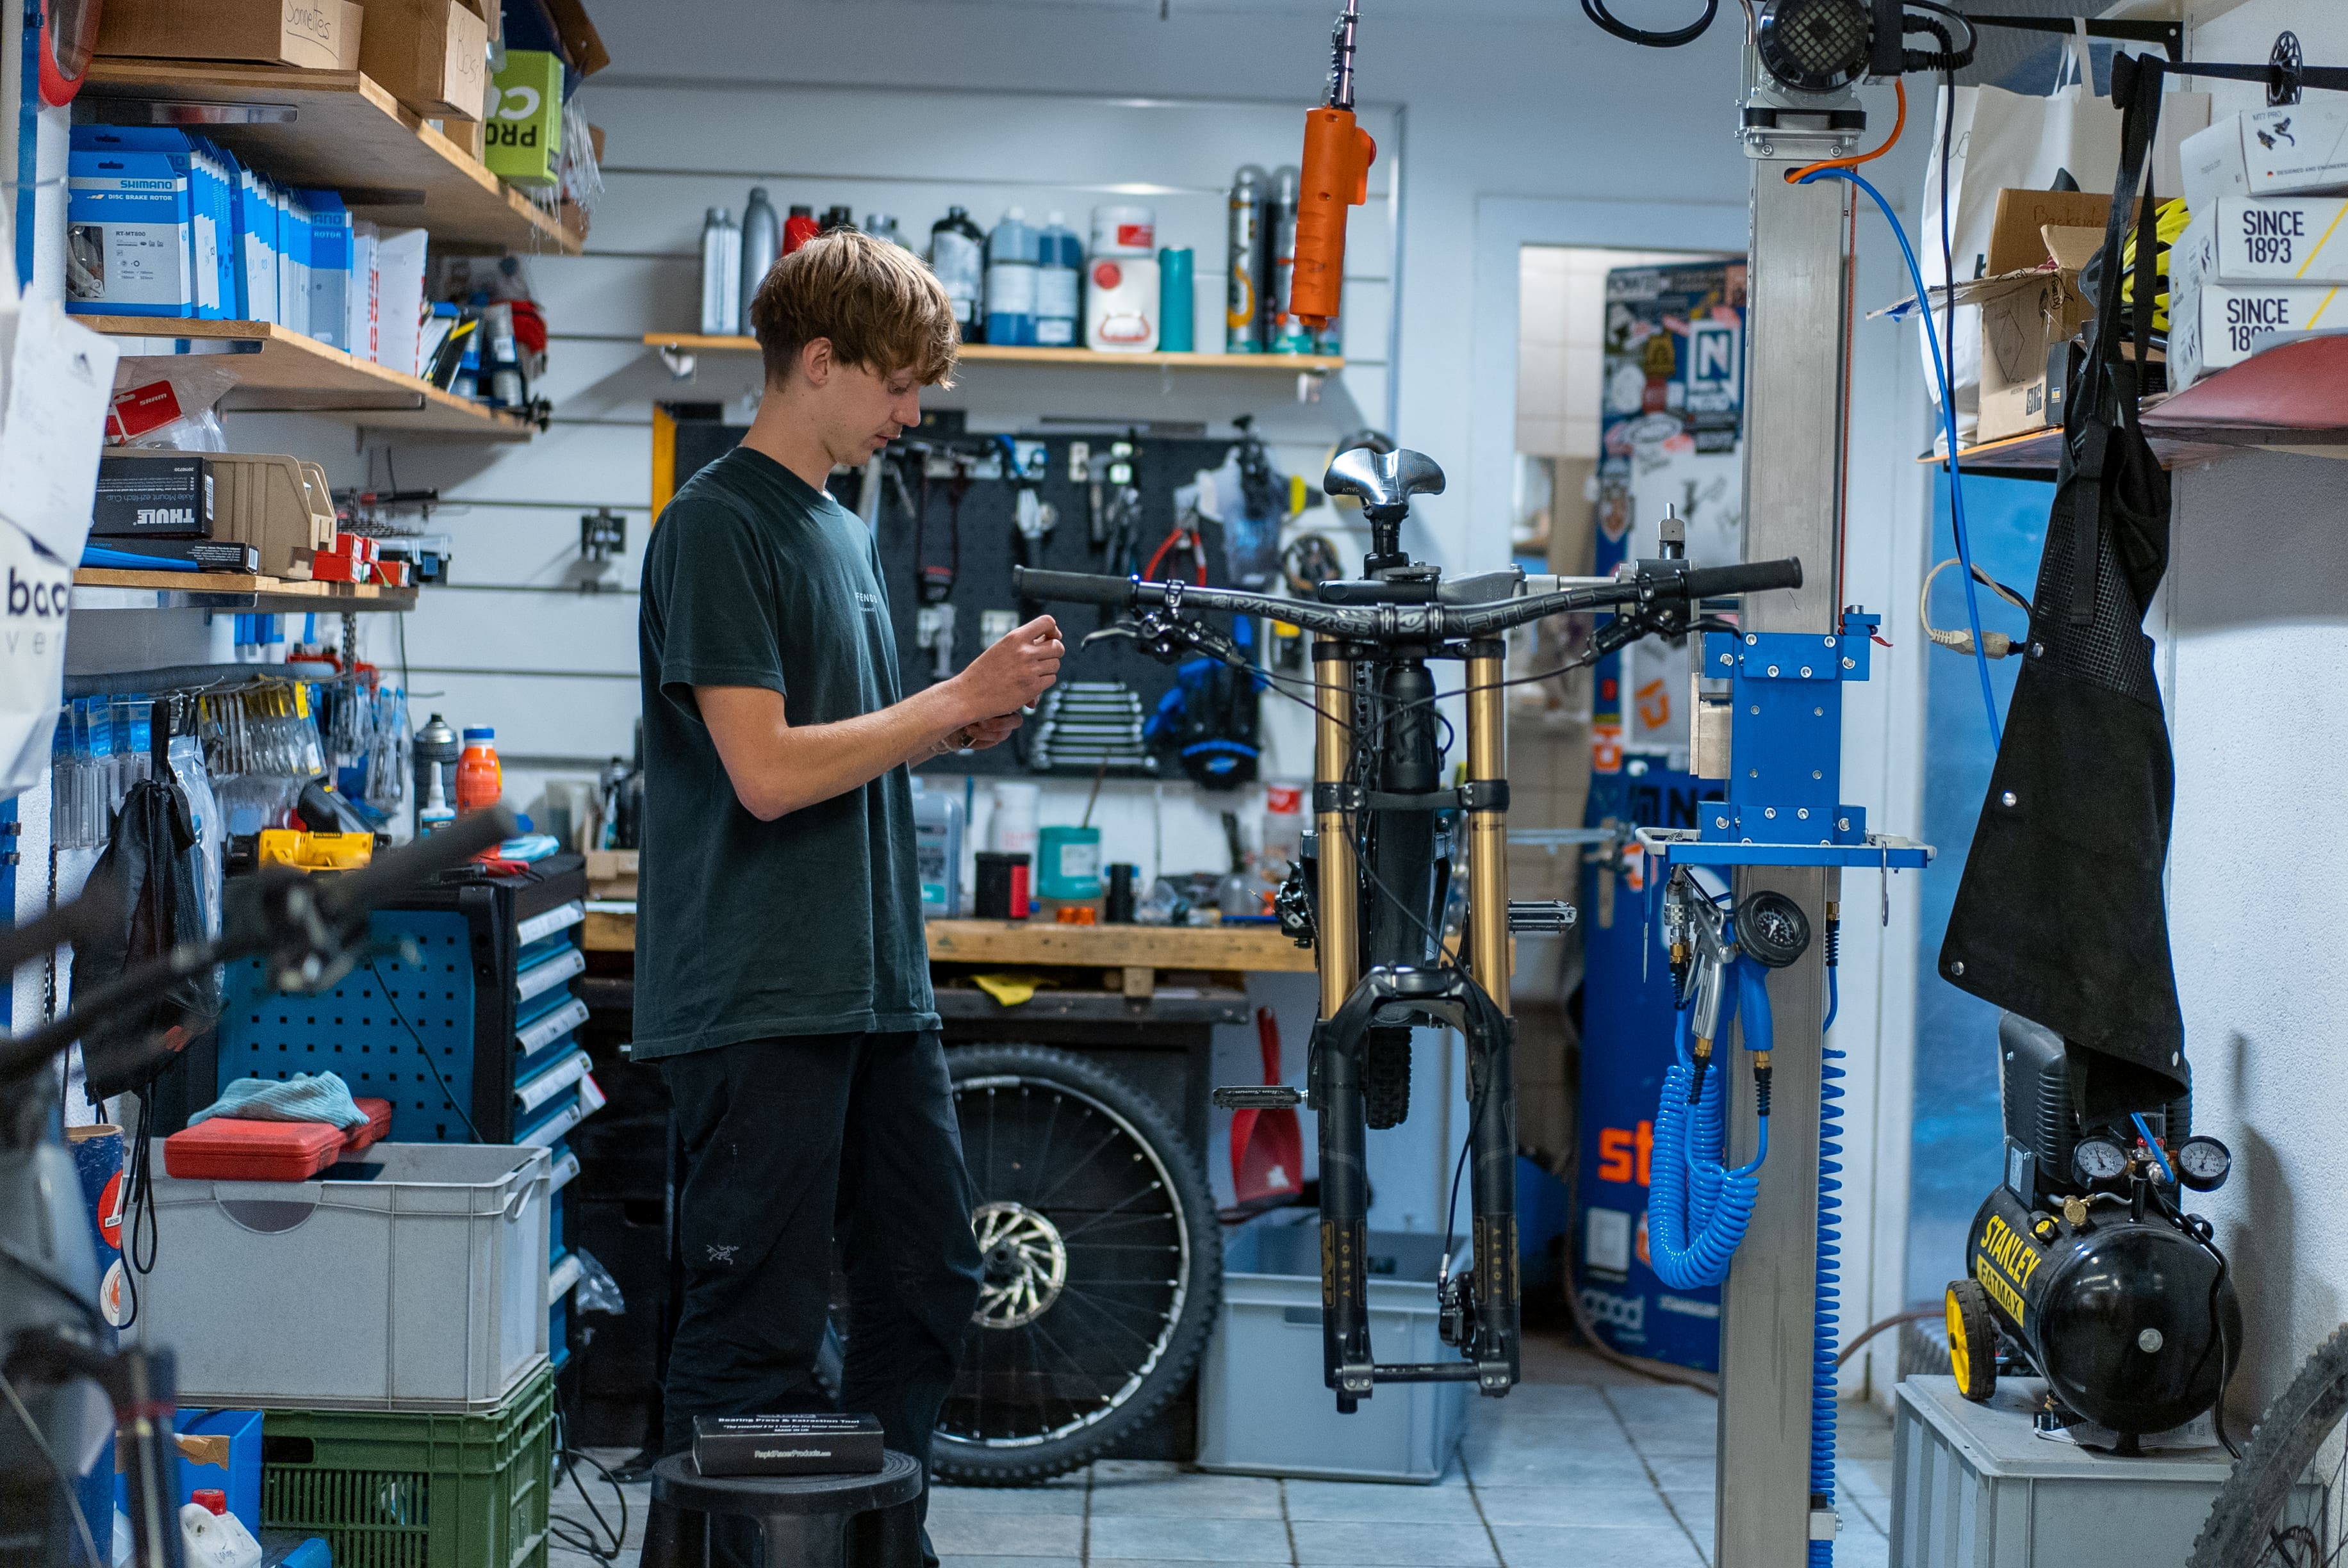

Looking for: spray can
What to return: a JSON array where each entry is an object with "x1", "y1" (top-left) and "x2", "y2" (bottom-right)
[
  {"x1": 739, "y1": 187, "x2": 780, "y2": 324},
  {"x1": 985, "y1": 208, "x2": 1039, "y2": 348},
  {"x1": 930, "y1": 206, "x2": 986, "y2": 341},
  {"x1": 699, "y1": 207, "x2": 741, "y2": 336},
  {"x1": 1225, "y1": 164, "x2": 1268, "y2": 354},
  {"x1": 783, "y1": 204, "x2": 820, "y2": 255},
  {"x1": 1158, "y1": 247, "x2": 1195, "y2": 352},
  {"x1": 1268, "y1": 165, "x2": 1313, "y2": 354},
  {"x1": 413, "y1": 714, "x2": 459, "y2": 835},
  {"x1": 1036, "y1": 212, "x2": 1083, "y2": 347}
]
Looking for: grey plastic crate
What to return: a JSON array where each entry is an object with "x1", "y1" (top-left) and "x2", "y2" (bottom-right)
[
  {"x1": 1891, "y1": 1376, "x2": 2239, "y2": 1567},
  {"x1": 129, "y1": 1141, "x2": 551, "y2": 1412},
  {"x1": 1195, "y1": 1211, "x2": 1468, "y2": 1483}
]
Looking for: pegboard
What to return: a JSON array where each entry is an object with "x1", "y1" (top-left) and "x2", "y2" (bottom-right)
[
  {"x1": 213, "y1": 910, "x2": 481, "y2": 1144},
  {"x1": 835, "y1": 434, "x2": 1267, "y2": 780}
]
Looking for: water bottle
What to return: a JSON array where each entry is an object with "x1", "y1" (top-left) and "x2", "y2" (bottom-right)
[
  {"x1": 985, "y1": 208, "x2": 1039, "y2": 348},
  {"x1": 783, "y1": 204, "x2": 820, "y2": 255},
  {"x1": 1225, "y1": 165, "x2": 1268, "y2": 354},
  {"x1": 456, "y1": 726, "x2": 503, "y2": 815},
  {"x1": 699, "y1": 207, "x2": 740, "y2": 335},
  {"x1": 930, "y1": 206, "x2": 986, "y2": 341},
  {"x1": 1036, "y1": 212, "x2": 1083, "y2": 347},
  {"x1": 739, "y1": 186, "x2": 780, "y2": 325}
]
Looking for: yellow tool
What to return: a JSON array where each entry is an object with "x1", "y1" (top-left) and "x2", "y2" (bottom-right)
[{"x1": 255, "y1": 829, "x2": 374, "y2": 872}]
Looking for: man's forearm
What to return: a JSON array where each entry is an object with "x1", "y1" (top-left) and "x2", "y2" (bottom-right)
[{"x1": 728, "y1": 684, "x2": 973, "y2": 819}]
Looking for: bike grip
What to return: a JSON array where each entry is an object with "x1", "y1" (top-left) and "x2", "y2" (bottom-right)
[
  {"x1": 1010, "y1": 567, "x2": 1137, "y2": 607},
  {"x1": 1680, "y1": 558, "x2": 1803, "y2": 599},
  {"x1": 323, "y1": 806, "x2": 520, "y2": 916}
]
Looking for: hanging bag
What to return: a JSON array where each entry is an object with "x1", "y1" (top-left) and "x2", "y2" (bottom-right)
[{"x1": 1939, "y1": 52, "x2": 2185, "y2": 1121}]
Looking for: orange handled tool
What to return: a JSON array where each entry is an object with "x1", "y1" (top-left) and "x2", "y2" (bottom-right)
[{"x1": 1292, "y1": 2, "x2": 1375, "y2": 329}]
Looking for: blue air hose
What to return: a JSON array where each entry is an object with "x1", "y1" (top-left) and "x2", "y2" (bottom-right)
[
  {"x1": 1649, "y1": 959, "x2": 1771, "y2": 1291},
  {"x1": 2132, "y1": 1111, "x2": 2176, "y2": 1184},
  {"x1": 1798, "y1": 167, "x2": 2003, "y2": 750},
  {"x1": 1812, "y1": 1034, "x2": 1846, "y2": 1566}
]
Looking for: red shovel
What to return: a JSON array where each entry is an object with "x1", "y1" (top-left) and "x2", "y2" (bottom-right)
[{"x1": 1231, "y1": 1008, "x2": 1305, "y2": 1204}]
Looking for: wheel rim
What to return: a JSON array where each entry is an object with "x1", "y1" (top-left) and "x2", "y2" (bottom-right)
[
  {"x1": 941, "y1": 1072, "x2": 1192, "y2": 1452},
  {"x1": 1946, "y1": 1289, "x2": 1973, "y2": 1390},
  {"x1": 2247, "y1": 1424, "x2": 2348, "y2": 1567}
]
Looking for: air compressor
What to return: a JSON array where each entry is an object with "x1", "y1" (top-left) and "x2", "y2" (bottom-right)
[{"x1": 1946, "y1": 1013, "x2": 2242, "y2": 1451}]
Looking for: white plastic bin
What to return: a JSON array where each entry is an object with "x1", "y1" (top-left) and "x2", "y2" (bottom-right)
[
  {"x1": 1195, "y1": 1211, "x2": 1468, "y2": 1483},
  {"x1": 129, "y1": 1141, "x2": 550, "y2": 1412}
]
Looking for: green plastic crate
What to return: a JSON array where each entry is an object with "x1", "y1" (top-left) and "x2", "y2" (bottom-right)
[{"x1": 260, "y1": 1359, "x2": 554, "y2": 1568}]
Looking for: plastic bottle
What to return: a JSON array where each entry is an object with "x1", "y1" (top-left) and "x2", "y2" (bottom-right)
[
  {"x1": 1268, "y1": 165, "x2": 1314, "y2": 354},
  {"x1": 739, "y1": 187, "x2": 779, "y2": 324},
  {"x1": 866, "y1": 213, "x2": 910, "y2": 250},
  {"x1": 456, "y1": 726, "x2": 502, "y2": 815},
  {"x1": 1087, "y1": 205, "x2": 1158, "y2": 353},
  {"x1": 1225, "y1": 165, "x2": 1268, "y2": 354},
  {"x1": 985, "y1": 208, "x2": 1039, "y2": 348},
  {"x1": 929, "y1": 206, "x2": 986, "y2": 341},
  {"x1": 821, "y1": 204, "x2": 855, "y2": 233},
  {"x1": 1158, "y1": 247, "x2": 1195, "y2": 352},
  {"x1": 698, "y1": 207, "x2": 740, "y2": 336},
  {"x1": 1035, "y1": 212, "x2": 1083, "y2": 347},
  {"x1": 783, "y1": 204, "x2": 820, "y2": 255},
  {"x1": 181, "y1": 1490, "x2": 262, "y2": 1568}
]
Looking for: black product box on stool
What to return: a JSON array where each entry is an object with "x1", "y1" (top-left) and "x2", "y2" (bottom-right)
[
  {"x1": 92, "y1": 454, "x2": 215, "y2": 536},
  {"x1": 692, "y1": 1414, "x2": 885, "y2": 1476}
]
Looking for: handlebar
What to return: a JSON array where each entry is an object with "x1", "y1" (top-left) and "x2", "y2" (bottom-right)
[{"x1": 1011, "y1": 557, "x2": 1801, "y2": 642}]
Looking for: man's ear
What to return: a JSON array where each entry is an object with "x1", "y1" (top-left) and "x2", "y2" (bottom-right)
[{"x1": 798, "y1": 336, "x2": 835, "y2": 386}]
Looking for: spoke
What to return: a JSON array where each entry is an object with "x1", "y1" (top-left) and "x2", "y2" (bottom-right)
[
  {"x1": 1027, "y1": 1120, "x2": 1120, "y2": 1207},
  {"x1": 1054, "y1": 1285, "x2": 1174, "y2": 1339},
  {"x1": 1056, "y1": 1184, "x2": 1171, "y2": 1243},
  {"x1": 1031, "y1": 1091, "x2": 1063, "y2": 1203}
]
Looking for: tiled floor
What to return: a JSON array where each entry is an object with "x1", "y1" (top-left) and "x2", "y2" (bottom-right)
[{"x1": 550, "y1": 1350, "x2": 1898, "y2": 1567}]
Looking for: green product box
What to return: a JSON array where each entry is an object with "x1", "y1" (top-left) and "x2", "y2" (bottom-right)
[{"x1": 484, "y1": 50, "x2": 565, "y2": 188}]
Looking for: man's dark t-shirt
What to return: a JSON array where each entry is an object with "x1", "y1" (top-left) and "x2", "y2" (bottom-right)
[{"x1": 634, "y1": 446, "x2": 936, "y2": 1059}]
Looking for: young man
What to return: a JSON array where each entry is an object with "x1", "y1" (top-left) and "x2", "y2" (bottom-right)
[{"x1": 634, "y1": 229, "x2": 1063, "y2": 1558}]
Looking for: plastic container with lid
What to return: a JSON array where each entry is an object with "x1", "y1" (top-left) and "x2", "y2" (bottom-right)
[
  {"x1": 930, "y1": 206, "x2": 986, "y2": 340},
  {"x1": 985, "y1": 208, "x2": 1039, "y2": 347},
  {"x1": 1091, "y1": 204, "x2": 1156, "y2": 257},
  {"x1": 456, "y1": 726, "x2": 502, "y2": 815},
  {"x1": 181, "y1": 1489, "x2": 262, "y2": 1568},
  {"x1": 1037, "y1": 213, "x2": 1083, "y2": 347},
  {"x1": 1087, "y1": 252, "x2": 1160, "y2": 352},
  {"x1": 782, "y1": 203, "x2": 820, "y2": 255}
]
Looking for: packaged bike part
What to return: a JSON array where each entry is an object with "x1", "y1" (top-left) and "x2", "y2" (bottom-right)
[
  {"x1": 108, "y1": 366, "x2": 235, "y2": 452},
  {"x1": 693, "y1": 1414, "x2": 885, "y2": 1477}
]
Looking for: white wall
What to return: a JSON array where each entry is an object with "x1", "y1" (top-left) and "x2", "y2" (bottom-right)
[{"x1": 2163, "y1": 0, "x2": 2348, "y2": 1431}]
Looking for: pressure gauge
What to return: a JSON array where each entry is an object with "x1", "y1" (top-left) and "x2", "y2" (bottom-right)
[
  {"x1": 2175, "y1": 1136, "x2": 2233, "y2": 1193},
  {"x1": 2073, "y1": 1134, "x2": 2132, "y2": 1188},
  {"x1": 1736, "y1": 890, "x2": 1812, "y2": 969}
]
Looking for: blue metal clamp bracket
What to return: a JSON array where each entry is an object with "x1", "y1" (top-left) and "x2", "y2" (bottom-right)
[{"x1": 1636, "y1": 608, "x2": 1932, "y2": 871}]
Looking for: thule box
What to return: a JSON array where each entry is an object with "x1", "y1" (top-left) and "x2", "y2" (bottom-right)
[{"x1": 92, "y1": 453, "x2": 213, "y2": 537}]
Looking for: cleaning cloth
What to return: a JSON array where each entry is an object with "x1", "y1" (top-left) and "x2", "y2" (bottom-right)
[{"x1": 188, "y1": 1071, "x2": 368, "y2": 1130}]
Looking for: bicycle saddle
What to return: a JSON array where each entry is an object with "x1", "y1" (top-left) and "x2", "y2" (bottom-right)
[{"x1": 1324, "y1": 446, "x2": 1445, "y2": 525}]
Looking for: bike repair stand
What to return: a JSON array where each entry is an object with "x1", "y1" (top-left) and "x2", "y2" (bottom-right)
[{"x1": 1628, "y1": 121, "x2": 1932, "y2": 1565}]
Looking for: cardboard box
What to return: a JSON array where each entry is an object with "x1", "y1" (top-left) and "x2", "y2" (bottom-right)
[
  {"x1": 92, "y1": 454, "x2": 213, "y2": 536},
  {"x1": 1948, "y1": 193, "x2": 2115, "y2": 444},
  {"x1": 2180, "y1": 104, "x2": 2348, "y2": 218},
  {"x1": 2169, "y1": 208, "x2": 2348, "y2": 391},
  {"x1": 2178, "y1": 196, "x2": 2348, "y2": 285},
  {"x1": 65, "y1": 127, "x2": 233, "y2": 320},
  {"x1": 108, "y1": 450, "x2": 338, "y2": 576},
  {"x1": 357, "y1": 0, "x2": 489, "y2": 121},
  {"x1": 484, "y1": 50, "x2": 563, "y2": 188},
  {"x1": 97, "y1": 0, "x2": 363, "y2": 72}
]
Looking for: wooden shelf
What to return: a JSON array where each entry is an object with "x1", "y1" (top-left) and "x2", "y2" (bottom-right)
[
  {"x1": 644, "y1": 334, "x2": 1344, "y2": 373},
  {"x1": 1920, "y1": 338, "x2": 2348, "y2": 478},
  {"x1": 81, "y1": 60, "x2": 577, "y2": 257},
  {"x1": 71, "y1": 568, "x2": 418, "y2": 614},
  {"x1": 86, "y1": 318, "x2": 538, "y2": 441}
]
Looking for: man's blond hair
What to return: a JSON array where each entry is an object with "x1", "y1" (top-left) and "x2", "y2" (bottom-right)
[{"x1": 748, "y1": 229, "x2": 959, "y2": 390}]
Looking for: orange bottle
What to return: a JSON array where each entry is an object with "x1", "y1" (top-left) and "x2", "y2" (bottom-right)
[{"x1": 456, "y1": 726, "x2": 502, "y2": 814}]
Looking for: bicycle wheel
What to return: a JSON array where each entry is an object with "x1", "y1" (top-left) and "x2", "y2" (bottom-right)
[
  {"x1": 933, "y1": 1043, "x2": 1222, "y2": 1485},
  {"x1": 2190, "y1": 1323, "x2": 2348, "y2": 1567}
]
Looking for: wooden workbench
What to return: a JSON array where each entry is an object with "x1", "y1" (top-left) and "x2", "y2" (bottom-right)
[{"x1": 584, "y1": 909, "x2": 1316, "y2": 995}]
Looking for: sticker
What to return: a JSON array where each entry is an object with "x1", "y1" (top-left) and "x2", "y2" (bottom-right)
[
  {"x1": 97, "y1": 1168, "x2": 124, "y2": 1250},
  {"x1": 100, "y1": 1259, "x2": 129, "y2": 1327}
]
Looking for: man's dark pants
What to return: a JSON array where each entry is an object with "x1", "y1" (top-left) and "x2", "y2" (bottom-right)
[{"x1": 656, "y1": 1029, "x2": 982, "y2": 1565}]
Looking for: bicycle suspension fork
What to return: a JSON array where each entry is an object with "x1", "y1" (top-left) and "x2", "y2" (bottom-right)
[
  {"x1": 1311, "y1": 639, "x2": 1374, "y2": 1404},
  {"x1": 1463, "y1": 639, "x2": 1520, "y2": 1392}
]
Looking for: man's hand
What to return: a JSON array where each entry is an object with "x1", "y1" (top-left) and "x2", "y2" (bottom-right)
[
  {"x1": 953, "y1": 615, "x2": 1063, "y2": 720},
  {"x1": 957, "y1": 712, "x2": 1022, "y2": 753}
]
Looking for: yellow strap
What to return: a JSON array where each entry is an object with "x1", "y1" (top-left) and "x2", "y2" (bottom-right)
[{"x1": 2297, "y1": 201, "x2": 2348, "y2": 281}]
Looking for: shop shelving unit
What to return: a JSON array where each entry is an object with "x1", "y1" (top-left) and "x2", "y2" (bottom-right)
[
  {"x1": 643, "y1": 332, "x2": 1345, "y2": 376},
  {"x1": 1923, "y1": 337, "x2": 2348, "y2": 480},
  {"x1": 79, "y1": 60, "x2": 579, "y2": 257},
  {"x1": 69, "y1": 568, "x2": 418, "y2": 613}
]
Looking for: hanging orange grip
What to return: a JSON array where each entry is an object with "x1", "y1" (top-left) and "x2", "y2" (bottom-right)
[{"x1": 1293, "y1": 107, "x2": 1376, "y2": 328}]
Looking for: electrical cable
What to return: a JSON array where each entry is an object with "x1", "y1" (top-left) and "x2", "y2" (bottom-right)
[
  {"x1": 374, "y1": 958, "x2": 482, "y2": 1141},
  {"x1": 1787, "y1": 77, "x2": 1907, "y2": 184},
  {"x1": 1835, "y1": 1305, "x2": 1940, "y2": 1369},
  {"x1": 550, "y1": 1405, "x2": 631, "y2": 1564},
  {"x1": 1580, "y1": 0, "x2": 1718, "y2": 49},
  {"x1": 1, "y1": 1365, "x2": 105, "y2": 1568},
  {"x1": 1798, "y1": 165, "x2": 2002, "y2": 748}
]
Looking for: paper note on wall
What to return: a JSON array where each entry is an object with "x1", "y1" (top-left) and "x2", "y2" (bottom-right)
[
  {"x1": 0, "y1": 297, "x2": 120, "y2": 563},
  {"x1": 0, "y1": 516, "x2": 72, "y2": 800}
]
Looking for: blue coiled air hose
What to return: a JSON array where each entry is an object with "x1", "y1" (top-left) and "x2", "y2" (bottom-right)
[{"x1": 1649, "y1": 958, "x2": 1772, "y2": 1291}]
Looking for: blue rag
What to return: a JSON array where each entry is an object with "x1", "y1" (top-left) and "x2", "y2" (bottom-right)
[{"x1": 189, "y1": 1072, "x2": 368, "y2": 1131}]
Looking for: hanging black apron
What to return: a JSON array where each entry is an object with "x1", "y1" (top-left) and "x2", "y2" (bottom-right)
[{"x1": 1939, "y1": 53, "x2": 2185, "y2": 1122}]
